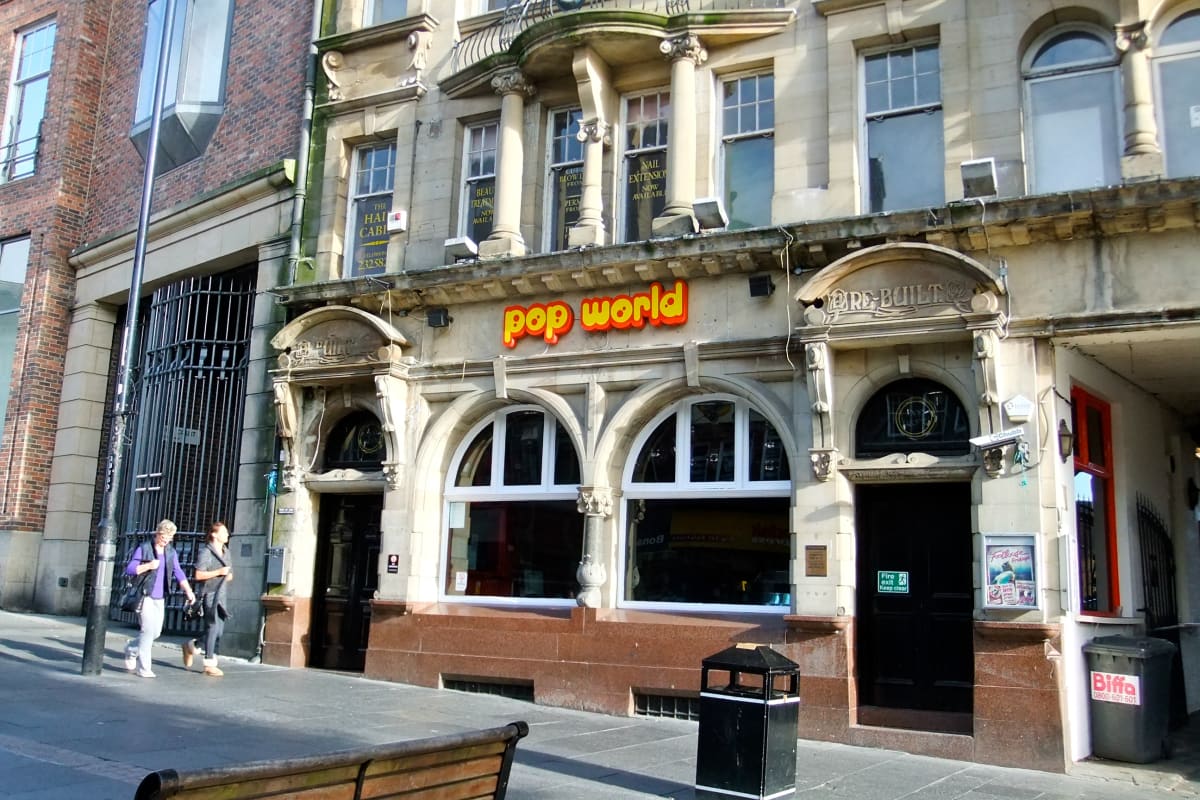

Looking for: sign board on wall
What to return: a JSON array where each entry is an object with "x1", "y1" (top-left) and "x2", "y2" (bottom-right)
[
  {"x1": 351, "y1": 196, "x2": 391, "y2": 276},
  {"x1": 805, "y1": 545, "x2": 828, "y2": 577},
  {"x1": 502, "y1": 280, "x2": 688, "y2": 348},
  {"x1": 877, "y1": 570, "x2": 909, "y2": 594},
  {"x1": 981, "y1": 534, "x2": 1038, "y2": 609}
]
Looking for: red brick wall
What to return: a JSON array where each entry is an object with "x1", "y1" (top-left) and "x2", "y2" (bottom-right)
[
  {"x1": 0, "y1": 0, "x2": 306, "y2": 535},
  {"x1": 82, "y1": 0, "x2": 308, "y2": 240},
  {"x1": 0, "y1": 0, "x2": 108, "y2": 531}
]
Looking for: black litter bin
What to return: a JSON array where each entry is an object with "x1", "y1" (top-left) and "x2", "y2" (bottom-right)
[
  {"x1": 695, "y1": 644, "x2": 800, "y2": 800},
  {"x1": 1082, "y1": 635, "x2": 1177, "y2": 763}
]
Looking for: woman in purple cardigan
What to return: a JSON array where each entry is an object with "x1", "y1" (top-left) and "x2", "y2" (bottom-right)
[{"x1": 123, "y1": 519, "x2": 195, "y2": 678}]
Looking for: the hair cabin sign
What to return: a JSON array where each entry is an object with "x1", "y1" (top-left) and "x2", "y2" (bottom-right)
[{"x1": 503, "y1": 280, "x2": 687, "y2": 348}]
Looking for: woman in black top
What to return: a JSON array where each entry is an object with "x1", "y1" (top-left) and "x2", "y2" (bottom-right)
[{"x1": 183, "y1": 521, "x2": 233, "y2": 677}]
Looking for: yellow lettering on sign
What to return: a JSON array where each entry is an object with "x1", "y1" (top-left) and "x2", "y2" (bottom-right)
[
  {"x1": 580, "y1": 280, "x2": 688, "y2": 332},
  {"x1": 503, "y1": 300, "x2": 574, "y2": 348},
  {"x1": 500, "y1": 281, "x2": 689, "y2": 347}
]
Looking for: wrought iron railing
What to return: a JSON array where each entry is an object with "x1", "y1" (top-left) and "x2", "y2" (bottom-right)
[{"x1": 452, "y1": 0, "x2": 786, "y2": 73}]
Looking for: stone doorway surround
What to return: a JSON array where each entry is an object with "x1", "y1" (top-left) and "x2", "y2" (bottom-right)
[{"x1": 790, "y1": 242, "x2": 1066, "y2": 771}]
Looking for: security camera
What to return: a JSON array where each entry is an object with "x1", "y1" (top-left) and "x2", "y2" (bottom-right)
[{"x1": 969, "y1": 427, "x2": 1025, "y2": 449}]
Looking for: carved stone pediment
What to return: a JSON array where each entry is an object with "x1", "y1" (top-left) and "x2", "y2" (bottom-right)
[
  {"x1": 839, "y1": 452, "x2": 979, "y2": 482},
  {"x1": 796, "y1": 243, "x2": 1004, "y2": 329},
  {"x1": 271, "y1": 305, "x2": 408, "y2": 375}
]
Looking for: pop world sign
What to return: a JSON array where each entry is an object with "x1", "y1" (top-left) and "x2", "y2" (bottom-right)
[
  {"x1": 1091, "y1": 670, "x2": 1141, "y2": 705},
  {"x1": 503, "y1": 280, "x2": 688, "y2": 348}
]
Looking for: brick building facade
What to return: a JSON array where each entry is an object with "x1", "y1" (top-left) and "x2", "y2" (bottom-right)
[{"x1": 2, "y1": 0, "x2": 307, "y2": 662}]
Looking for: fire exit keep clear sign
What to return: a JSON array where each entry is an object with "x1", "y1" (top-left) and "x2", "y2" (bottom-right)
[{"x1": 877, "y1": 571, "x2": 909, "y2": 594}]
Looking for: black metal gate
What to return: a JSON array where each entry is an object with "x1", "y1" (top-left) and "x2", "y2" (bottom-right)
[
  {"x1": 102, "y1": 268, "x2": 255, "y2": 632},
  {"x1": 1136, "y1": 493, "x2": 1187, "y2": 728}
]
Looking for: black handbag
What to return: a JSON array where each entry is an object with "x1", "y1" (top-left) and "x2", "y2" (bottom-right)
[
  {"x1": 119, "y1": 571, "x2": 151, "y2": 613},
  {"x1": 183, "y1": 595, "x2": 206, "y2": 622}
]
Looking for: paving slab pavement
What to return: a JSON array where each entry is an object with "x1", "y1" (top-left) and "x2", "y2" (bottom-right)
[{"x1": 0, "y1": 610, "x2": 1196, "y2": 799}]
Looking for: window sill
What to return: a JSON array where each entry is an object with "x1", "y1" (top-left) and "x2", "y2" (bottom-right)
[{"x1": 1073, "y1": 612, "x2": 1144, "y2": 626}]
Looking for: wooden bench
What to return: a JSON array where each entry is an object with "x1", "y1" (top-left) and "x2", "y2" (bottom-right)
[{"x1": 134, "y1": 721, "x2": 529, "y2": 800}]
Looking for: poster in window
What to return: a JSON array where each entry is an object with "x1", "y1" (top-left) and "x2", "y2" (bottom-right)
[
  {"x1": 466, "y1": 177, "x2": 495, "y2": 244},
  {"x1": 552, "y1": 164, "x2": 583, "y2": 251},
  {"x1": 982, "y1": 534, "x2": 1038, "y2": 609},
  {"x1": 624, "y1": 151, "x2": 666, "y2": 241},
  {"x1": 351, "y1": 196, "x2": 391, "y2": 276}
]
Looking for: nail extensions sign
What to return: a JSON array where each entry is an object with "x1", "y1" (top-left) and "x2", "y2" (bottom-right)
[{"x1": 502, "y1": 280, "x2": 688, "y2": 348}]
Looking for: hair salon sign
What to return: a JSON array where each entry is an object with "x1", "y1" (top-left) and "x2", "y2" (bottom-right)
[{"x1": 503, "y1": 280, "x2": 688, "y2": 348}]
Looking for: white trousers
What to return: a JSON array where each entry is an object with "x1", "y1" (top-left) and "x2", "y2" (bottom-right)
[{"x1": 128, "y1": 597, "x2": 165, "y2": 673}]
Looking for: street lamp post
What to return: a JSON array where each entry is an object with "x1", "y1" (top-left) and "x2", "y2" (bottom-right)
[{"x1": 81, "y1": 0, "x2": 178, "y2": 674}]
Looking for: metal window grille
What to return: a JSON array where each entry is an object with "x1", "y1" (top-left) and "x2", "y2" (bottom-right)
[{"x1": 101, "y1": 268, "x2": 255, "y2": 631}]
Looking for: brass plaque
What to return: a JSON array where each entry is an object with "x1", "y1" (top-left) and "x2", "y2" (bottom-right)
[{"x1": 805, "y1": 545, "x2": 828, "y2": 577}]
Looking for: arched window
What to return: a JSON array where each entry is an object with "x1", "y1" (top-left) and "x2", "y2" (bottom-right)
[
  {"x1": 621, "y1": 396, "x2": 791, "y2": 610},
  {"x1": 325, "y1": 411, "x2": 386, "y2": 470},
  {"x1": 1155, "y1": 9, "x2": 1200, "y2": 177},
  {"x1": 1023, "y1": 27, "x2": 1121, "y2": 193},
  {"x1": 443, "y1": 407, "x2": 582, "y2": 602},
  {"x1": 855, "y1": 378, "x2": 971, "y2": 458}
]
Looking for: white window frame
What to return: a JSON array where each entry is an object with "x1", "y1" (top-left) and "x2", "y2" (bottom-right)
[
  {"x1": 617, "y1": 395, "x2": 792, "y2": 615},
  {"x1": 2, "y1": 19, "x2": 56, "y2": 183},
  {"x1": 1021, "y1": 24, "x2": 1122, "y2": 194},
  {"x1": 718, "y1": 70, "x2": 775, "y2": 229},
  {"x1": 0, "y1": 236, "x2": 31, "y2": 430},
  {"x1": 1152, "y1": 5, "x2": 1200, "y2": 179},
  {"x1": 440, "y1": 406, "x2": 582, "y2": 607},
  {"x1": 459, "y1": 119, "x2": 499, "y2": 240},
  {"x1": 543, "y1": 106, "x2": 583, "y2": 252},
  {"x1": 858, "y1": 40, "x2": 943, "y2": 213},
  {"x1": 619, "y1": 89, "x2": 670, "y2": 243},
  {"x1": 343, "y1": 141, "x2": 397, "y2": 277}
]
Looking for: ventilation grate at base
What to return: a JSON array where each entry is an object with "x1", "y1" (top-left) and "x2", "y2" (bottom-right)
[
  {"x1": 444, "y1": 678, "x2": 534, "y2": 703},
  {"x1": 635, "y1": 692, "x2": 700, "y2": 721}
]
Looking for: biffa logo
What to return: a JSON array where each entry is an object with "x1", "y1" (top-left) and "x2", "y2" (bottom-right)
[{"x1": 1090, "y1": 671, "x2": 1141, "y2": 705}]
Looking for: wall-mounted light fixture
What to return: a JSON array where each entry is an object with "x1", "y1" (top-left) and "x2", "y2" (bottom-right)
[
  {"x1": 443, "y1": 236, "x2": 477, "y2": 262},
  {"x1": 1058, "y1": 419, "x2": 1074, "y2": 463},
  {"x1": 748, "y1": 274, "x2": 775, "y2": 298},
  {"x1": 426, "y1": 308, "x2": 452, "y2": 328},
  {"x1": 693, "y1": 197, "x2": 728, "y2": 231}
]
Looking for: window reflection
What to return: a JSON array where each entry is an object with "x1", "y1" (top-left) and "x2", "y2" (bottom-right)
[
  {"x1": 1074, "y1": 471, "x2": 1111, "y2": 612},
  {"x1": 633, "y1": 416, "x2": 676, "y2": 483},
  {"x1": 503, "y1": 410, "x2": 543, "y2": 485},
  {"x1": 690, "y1": 401, "x2": 735, "y2": 482},
  {"x1": 445, "y1": 408, "x2": 583, "y2": 601},
  {"x1": 625, "y1": 497, "x2": 789, "y2": 605}
]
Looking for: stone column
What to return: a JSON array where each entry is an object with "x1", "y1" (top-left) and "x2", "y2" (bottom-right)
[
  {"x1": 575, "y1": 486, "x2": 615, "y2": 608},
  {"x1": 569, "y1": 48, "x2": 614, "y2": 248},
  {"x1": 652, "y1": 34, "x2": 706, "y2": 238},
  {"x1": 479, "y1": 69, "x2": 534, "y2": 259},
  {"x1": 568, "y1": 121, "x2": 609, "y2": 248},
  {"x1": 1116, "y1": 20, "x2": 1163, "y2": 179}
]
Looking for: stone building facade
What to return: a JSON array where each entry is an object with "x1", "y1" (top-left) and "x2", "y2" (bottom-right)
[{"x1": 261, "y1": 0, "x2": 1200, "y2": 771}]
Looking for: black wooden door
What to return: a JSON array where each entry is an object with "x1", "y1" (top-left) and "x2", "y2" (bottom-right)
[
  {"x1": 856, "y1": 483, "x2": 973, "y2": 716},
  {"x1": 311, "y1": 494, "x2": 382, "y2": 671}
]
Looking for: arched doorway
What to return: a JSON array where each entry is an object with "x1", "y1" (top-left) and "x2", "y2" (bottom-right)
[
  {"x1": 853, "y1": 378, "x2": 974, "y2": 733},
  {"x1": 310, "y1": 411, "x2": 384, "y2": 671}
]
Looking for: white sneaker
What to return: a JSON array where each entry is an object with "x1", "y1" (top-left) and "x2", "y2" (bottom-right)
[
  {"x1": 136, "y1": 669, "x2": 156, "y2": 678},
  {"x1": 124, "y1": 645, "x2": 137, "y2": 673}
]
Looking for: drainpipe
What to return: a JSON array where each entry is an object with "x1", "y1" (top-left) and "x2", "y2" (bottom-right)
[
  {"x1": 255, "y1": 0, "x2": 322, "y2": 664},
  {"x1": 286, "y1": 0, "x2": 323, "y2": 284}
]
